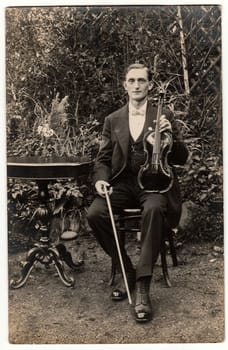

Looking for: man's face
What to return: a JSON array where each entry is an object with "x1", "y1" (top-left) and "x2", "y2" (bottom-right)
[{"x1": 123, "y1": 68, "x2": 152, "y2": 103}]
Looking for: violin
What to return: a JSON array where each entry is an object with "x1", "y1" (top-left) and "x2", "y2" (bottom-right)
[{"x1": 137, "y1": 90, "x2": 174, "y2": 193}]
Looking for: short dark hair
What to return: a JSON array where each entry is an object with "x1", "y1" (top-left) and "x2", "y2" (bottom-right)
[{"x1": 124, "y1": 63, "x2": 153, "y2": 81}]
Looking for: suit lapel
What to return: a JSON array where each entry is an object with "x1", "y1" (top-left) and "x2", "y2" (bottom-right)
[
  {"x1": 114, "y1": 104, "x2": 129, "y2": 160},
  {"x1": 144, "y1": 101, "x2": 157, "y2": 132}
]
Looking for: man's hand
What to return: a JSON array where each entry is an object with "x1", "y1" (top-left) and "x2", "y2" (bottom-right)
[
  {"x1": 95, "y1": 180, "x2": 113, "y2": 198},
  {"x1": 159, "y1": 114, "x2": 172, "y2": 133}
]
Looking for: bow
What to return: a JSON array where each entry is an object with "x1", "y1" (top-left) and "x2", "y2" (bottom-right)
[{"x1": 131, "y1": 109, "x2": 145, "y2": 116}]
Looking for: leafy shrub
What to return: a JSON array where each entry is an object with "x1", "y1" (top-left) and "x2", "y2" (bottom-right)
[
  {"x1": 7, "y1": 93, "x2": 101, "y2": 158},
  {"x1": 8, "y1": 177, "x2": 93, "y2": 244}
]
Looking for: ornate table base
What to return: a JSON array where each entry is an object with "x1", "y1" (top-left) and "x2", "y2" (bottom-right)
[
  {"x1": 10, "y1": 180, "x2": 84, "y2": 289},
  {"x1": 10, "y1": 239, "x2": 84, "y2": 289}
]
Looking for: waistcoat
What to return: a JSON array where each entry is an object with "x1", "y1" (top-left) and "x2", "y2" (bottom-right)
[{"x1": 127, "y1": 129, "x2": 146, "y2": 174}]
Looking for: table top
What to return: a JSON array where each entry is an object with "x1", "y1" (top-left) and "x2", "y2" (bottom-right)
[{"x1": 7, "y1": 156, "x2": 93, "y2": 179}]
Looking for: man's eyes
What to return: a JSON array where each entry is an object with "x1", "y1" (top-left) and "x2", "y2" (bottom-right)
[{"x1": 128, "y1": 79, "x2": 147, "y2": 83}]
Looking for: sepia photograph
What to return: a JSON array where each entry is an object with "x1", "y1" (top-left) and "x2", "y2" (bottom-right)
[{"x1": 3, "y1": 1, "x2": 224, "y2": 347}]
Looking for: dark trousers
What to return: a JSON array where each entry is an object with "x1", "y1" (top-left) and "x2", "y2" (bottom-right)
[{"x1": 87, "y1": 176, "x2": 168, "y2": 280}]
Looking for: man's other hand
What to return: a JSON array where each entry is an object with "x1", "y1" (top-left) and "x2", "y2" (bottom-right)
[{"x1": 159, "y1": 114, "x2": 172, "y2": 133}]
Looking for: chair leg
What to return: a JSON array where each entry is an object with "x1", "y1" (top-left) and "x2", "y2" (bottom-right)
[
  {"x1": 161, "y1": 238, "x2": 172, "y2": 288},
  {"x1": 167, "y1": 229, "x2": 178, "y2": 267}
]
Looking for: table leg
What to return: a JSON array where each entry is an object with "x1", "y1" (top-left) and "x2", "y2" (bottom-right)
[{"x1": 10, "y1": 180, "x2": 77, "y2": 289}]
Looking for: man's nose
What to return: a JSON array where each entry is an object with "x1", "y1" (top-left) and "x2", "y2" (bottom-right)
[{"x1": 134, "y1": 80, "x2": 140, "y2": 89}]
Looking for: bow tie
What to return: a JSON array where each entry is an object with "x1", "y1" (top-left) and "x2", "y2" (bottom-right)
[{"x1": 131, "y1": 109, "x2": 145, "y2": 116}]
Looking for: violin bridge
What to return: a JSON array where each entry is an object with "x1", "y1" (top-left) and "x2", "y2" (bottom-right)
[{"x1": 151, "y1": 164, "x2": 159, "y2": 174}]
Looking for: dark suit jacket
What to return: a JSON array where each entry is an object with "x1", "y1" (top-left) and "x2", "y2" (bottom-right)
[{"x1": 93, "y1": 101, "x2": 189, "y2": 228}]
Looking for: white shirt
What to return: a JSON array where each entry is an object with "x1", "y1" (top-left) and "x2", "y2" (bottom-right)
[{"x1": 129, "y1": 101, "x2": 147, "y2": 141}]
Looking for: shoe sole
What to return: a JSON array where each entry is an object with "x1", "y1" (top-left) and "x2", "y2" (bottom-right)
[
  {"x1": 135, "y1": 315, "x2": 152, "y2": 323},
  {"x1": 111, "y1": 293, "x2": 127, "y2": 301}
]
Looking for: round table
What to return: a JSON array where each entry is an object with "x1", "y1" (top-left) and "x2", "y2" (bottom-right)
[{"x1": 7, "y1": 156, "x2": 93, "y2": 289}]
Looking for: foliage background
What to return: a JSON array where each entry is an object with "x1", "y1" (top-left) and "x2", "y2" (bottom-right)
[{"x1": 6, "y1": 5, "x2": 223, "y2": 243}]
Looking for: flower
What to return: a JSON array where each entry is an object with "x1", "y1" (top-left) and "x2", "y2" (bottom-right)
[{"x1": 37, "y1": 123, "x2": 55, "y2": 138}]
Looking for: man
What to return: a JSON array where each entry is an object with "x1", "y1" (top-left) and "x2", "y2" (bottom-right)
[{"x1": 87, "y1": 63, "x2": 188, "y2": 323}]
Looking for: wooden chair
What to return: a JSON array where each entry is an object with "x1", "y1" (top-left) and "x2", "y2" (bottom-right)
[{"x1": 109, "y1": 208, "x2": 178, "y2": 288}]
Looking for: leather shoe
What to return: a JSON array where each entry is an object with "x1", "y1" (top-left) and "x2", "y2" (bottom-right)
[
  {"x1": 111, "y1": 269, "x2": 136, "y2": 301},
  {"x1": 134, "y1": 277, "x2": 152, "y2": 323}
]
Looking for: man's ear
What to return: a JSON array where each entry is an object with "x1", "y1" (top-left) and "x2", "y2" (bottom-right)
[
  {"x1": 123, "y1": 81, "x2": 127, "y2": 91},
  {"x1": 148, "y1": 81, "x2": 153, "y2": 91}
]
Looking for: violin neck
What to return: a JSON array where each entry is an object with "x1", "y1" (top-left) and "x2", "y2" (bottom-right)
[{"x1": 153, "y1": 97, "x2": 162, "y2": 154}]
